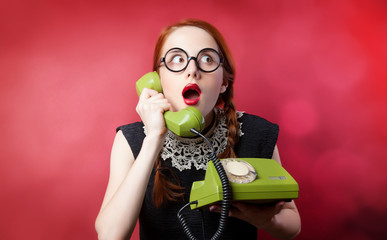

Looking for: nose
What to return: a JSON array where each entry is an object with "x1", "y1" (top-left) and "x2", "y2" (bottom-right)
[{"x1": 185, "y1": 57, "x2": 201, "y2": 80}]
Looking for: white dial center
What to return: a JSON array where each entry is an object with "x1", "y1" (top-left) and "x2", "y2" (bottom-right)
[{"x1": 226, "y1": 161, "x2": 249, "y2": 176}]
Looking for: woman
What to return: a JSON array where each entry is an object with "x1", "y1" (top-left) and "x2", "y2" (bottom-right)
[{"x1": 95, "y1": 19, "x2": 301, "y2": 240}]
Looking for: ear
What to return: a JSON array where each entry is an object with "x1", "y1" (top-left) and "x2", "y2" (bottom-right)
[{"x1": 220, "y1": 82, "x2": 228, "y2": 94}]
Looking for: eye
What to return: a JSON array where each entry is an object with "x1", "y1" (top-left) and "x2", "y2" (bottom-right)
[
  {"x1": 171, "y1": 55, "x2": 185, "y2": 64},
  {"x1": 200, "y1": 55, "x2": 213, "y2": 64}
]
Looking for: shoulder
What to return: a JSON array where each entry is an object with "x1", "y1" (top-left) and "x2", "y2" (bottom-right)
[
  {"x1": 111, "y1": 130, "x2": 134, "y2": 159},
  {"x1": 235, "y1": 111, "x2": 279, "y2": 158},
  {"x1": 116, "y1": 122, "x2": 145, "y2": 159},
  {"x1": 116, "y1": 121, "x2": 144, "y2": 134},
  {"x1": 238, "y1": 111, "x2": 279, "y2": 134},
  {"x1": 116, "y1": 122, "x2": 145, "y2": 141}
]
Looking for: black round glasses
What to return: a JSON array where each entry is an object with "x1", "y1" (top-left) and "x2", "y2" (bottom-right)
[{"x1": 160, "y1": 48, "x2": 223, "y2": 73}]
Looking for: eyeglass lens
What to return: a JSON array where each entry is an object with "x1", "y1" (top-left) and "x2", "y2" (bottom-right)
[{"x1": 163, "y1": 48, "x2": 221, "y2": 72}]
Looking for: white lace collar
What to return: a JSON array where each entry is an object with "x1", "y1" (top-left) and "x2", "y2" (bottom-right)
[{"x1": 153, "y1": 108, "x2": 244, "y2": 171}]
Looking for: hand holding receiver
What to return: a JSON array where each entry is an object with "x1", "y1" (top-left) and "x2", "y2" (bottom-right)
[
  {"x1": 136, "y1": 72, "x2": 205, "y2": 137},
  {"x1": 136, "y1": 88, "x2": 170, "y2": 138}
]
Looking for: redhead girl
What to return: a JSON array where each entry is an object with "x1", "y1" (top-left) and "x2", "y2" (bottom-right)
[{"x1": 95, "y1": 19, "x2": 301, "y2": 240}]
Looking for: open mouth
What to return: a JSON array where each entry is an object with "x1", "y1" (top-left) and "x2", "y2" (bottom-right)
[{"x1": 182, "y1": 83, "x2": 201, "y2": 105}]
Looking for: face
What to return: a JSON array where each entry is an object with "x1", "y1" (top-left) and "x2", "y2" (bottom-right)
[{"x1": 159, "y1": 26, "x2": 227, "y2": 126}]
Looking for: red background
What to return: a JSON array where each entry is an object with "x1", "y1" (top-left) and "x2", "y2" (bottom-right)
[{"x1": 1, "y1": 0, "x2": 386, "y2": 239}]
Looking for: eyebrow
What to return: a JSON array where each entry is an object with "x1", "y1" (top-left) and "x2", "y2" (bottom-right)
[
  {"x1": 168, "y1": 49, "x2": 183, "y2": 54},
  {"x1": 164, "y1": 47, "x2": 219, "y2": 56}
]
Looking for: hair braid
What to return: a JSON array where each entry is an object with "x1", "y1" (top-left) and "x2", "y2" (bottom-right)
[
  {"x1": 218, "y1": 85, "x2": 239, "y2": 159},
  {"x1": 152, "y1": 156, "x2": 185, "y2": 208}
]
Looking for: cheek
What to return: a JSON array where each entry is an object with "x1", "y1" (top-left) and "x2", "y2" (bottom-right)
[
  {"x1": 215, "y1": 71, "x2": 225, "y2": 90},
  {"x1": 211, "y1": 74, "x2": 225, "y2": 94},
  {"x1": 160, "y1": 72, "x2": 179, "y2": 94},
  {"x1": 202, "y1": 81, "x2": 224, "y2": 104},
  {"x1": 159, "y1": 71, "x2": 169, "y2": 91}
]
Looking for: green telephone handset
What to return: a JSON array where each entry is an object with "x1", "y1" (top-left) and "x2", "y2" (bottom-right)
[{"x1": 136, "y1": 72, "x2": 205, "y2": 137}]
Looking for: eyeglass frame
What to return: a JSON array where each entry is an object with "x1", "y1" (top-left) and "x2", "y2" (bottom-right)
[{"x1": 159, "y1": 47, "x2": 224, "y2": 73}]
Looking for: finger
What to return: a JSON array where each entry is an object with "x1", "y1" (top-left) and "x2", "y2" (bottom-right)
[
  {"x1": 137, "y1": 91, "x2": 165, "y2": 111},
  {"x1": 148, "y1": 98, "x2": 169, "y2": 105},
  {"x1": 143, "y1": 97, "x2": 170, "y2": 111},
  {"x1": 209, "y1": 204, "x2": 221, "y2": 213},
  {"x1": 231, "y1": 202, "x2": 248, "y2": 211},
  {"x1": 139, "y1": 87, "x2": 161, "y2": 101},
  {"x1": 228, "y1": 202, "x2": 246, "y2": 218},
  {"x1": 136, "y1": 101, "x2": 170, "y2": 115},
  {"x1": 209, "y1": 202, "x2": 244, "y2": 218},
  {"x1": 274, "y1": 201, "x2": 285, "y2": 214},
  {"x1": 155, "y1": 101, "x2": 171, "y2": 112},
  {"x1": 231, "y1": 202, "x2": 251, "y2": 214}
]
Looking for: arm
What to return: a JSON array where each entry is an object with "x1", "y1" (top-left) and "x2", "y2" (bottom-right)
[
  {"x1": 261, "y1": 145, "x2": 301, "y2": 239},
  {"x1": 95, "y1": 88, "x2": 170, "y2": 240},
  {"x1": 95, "y1": 131, "x2": 164, "y2": 240}
]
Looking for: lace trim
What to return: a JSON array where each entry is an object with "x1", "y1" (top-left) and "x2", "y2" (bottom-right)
[{"x1": 144, "y1": 108, "x2": 244, "y2": 171}]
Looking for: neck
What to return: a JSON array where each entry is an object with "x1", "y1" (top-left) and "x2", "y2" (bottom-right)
[{"x1": 204, "y1": 110, "x2": 215, "y2": 129}]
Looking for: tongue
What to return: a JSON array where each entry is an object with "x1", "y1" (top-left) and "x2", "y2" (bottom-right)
[{"x1": 184, "y1": 89, "x2": 200, "y2": 100}]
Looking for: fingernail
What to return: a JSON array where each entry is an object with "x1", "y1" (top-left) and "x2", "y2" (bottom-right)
[{"x1": 209, "y1": 206, "x2": 217, "y2": 212}]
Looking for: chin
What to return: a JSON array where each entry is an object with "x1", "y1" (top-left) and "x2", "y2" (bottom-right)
[{"x1": 170, "y1": 104, "x2": 186, "y2": 112}]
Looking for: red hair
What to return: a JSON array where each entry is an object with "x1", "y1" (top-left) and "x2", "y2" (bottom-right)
[{"x1": 152, "y1": 19, "x2": 239, "y2": 207}]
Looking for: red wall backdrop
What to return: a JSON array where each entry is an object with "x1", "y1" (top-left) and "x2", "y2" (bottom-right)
[{"x1": 1, "y1": 0, "x2": 386, "y2": 239}]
